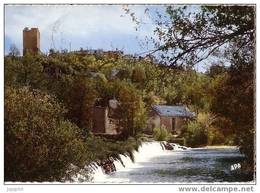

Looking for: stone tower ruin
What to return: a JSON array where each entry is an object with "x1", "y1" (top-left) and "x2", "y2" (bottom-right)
[{"x1": 23, "y1": 27, "x2": 40, "y2": 55}]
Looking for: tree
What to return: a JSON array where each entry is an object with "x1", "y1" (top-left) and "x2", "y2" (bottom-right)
[
  {"x1": 112, "y1": 80, "x2": 146, "y2": 137},
  {"x1": 8, "y1": 44, "x2": 20, "y2": 57},
  {"x1": 65, "y1": 77, "x2": 98, "y2": 130},
  {"x1": 127, "y1": 5, "x2": 255, "y2": 171},
  {"x1": 132, "y1": 65, "x2": 146, "y2": 83},
  {"x1": 161, "y1": 5, "x2": 255, "y2": 172},
  {"x1": 211, "y1": 53, "x2": 254, "y2": 163},
  {"x1": 206, "y1": 63, "x2": 227, "y2": 78},
  {"x1": 147, "y1": 5, "x2": 255, "y2": 68},
  {"x1": 4, "y1": 52, "x2": 49, "y2": 89},
  {"x1": 5, "y1": 86, "x2": 87, "y2": 181}
]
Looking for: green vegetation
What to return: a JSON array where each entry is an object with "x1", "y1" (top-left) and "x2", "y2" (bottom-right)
[
  {"x1": 184, "y1": 113, "x2": 226, "y2": 147},
  {"x1": 126, "y1": 4, "x2": 255, "y2": 175},
  {"x1": 4, "y1": 51, "x2": 220, "y2": 181},
  {"x1": 153, "y1": 126, "x2": 173, "y2": 141},
  {"x1": 5, "y1": 86, "x2": 87, "y2": 181},
  {"x1": 5, "y1": 47, "x2": 254, "y2": 180},
  {"x1": 5, "y1": 5, "x2": 255, "y2": 181},
  {"x1": 185, "y1": 120, "x2": 208, "y2": 147}
]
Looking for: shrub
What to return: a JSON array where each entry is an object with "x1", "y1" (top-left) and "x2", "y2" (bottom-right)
[
  {"x1": 132, "y1": 66, "x2": 146, "y2": 83},
  {"x1": 185, "y1": 120, "x2": 208, "y2": 147},
  {"x1": 153, "y1": 126, "x2": 172, "y2": 141},
  {"x1": 207, "y1": 127, "x2": 225, "y2": 145},
  {"x1": 184, "y1": 113, "x2": 226, "y2": 147},
  {"x1": 4, "y1": 86, "x2": 87, "y2": 181}
]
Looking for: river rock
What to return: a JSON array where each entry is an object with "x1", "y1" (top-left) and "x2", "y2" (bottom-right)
[
  {"x1": 161, "y1": 141, "x2": 174, "y2": 150},
  {"x1": 99, "y1": 160, "x2": 116, "y2": 174}
]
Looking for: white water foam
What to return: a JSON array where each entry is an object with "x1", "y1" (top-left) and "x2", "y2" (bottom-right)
[{"x1": 92, "y1": 141, "x2": 187, "y2": 183}]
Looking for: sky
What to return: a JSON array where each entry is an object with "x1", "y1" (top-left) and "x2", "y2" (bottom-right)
[
  {"x1": 4, "y1": 5, "x2": 166, "y2": 55},
  {"x1": 4, "y1": 4, "x2": 220, "y2": 72}
]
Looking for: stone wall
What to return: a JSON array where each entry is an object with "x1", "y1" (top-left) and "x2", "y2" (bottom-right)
[
  {"x1": 160, "y1": 116, "x2": 172, "y2": 132},
  {"x1": 175, "y1": 117, "x2": 184, "y2": 135},
  {"x1": 23, "y1": 27, "x2": 40, "y2": 55},
  {"x1": 146, "y1": 110, "x2": 160, "y2": 133},
  {"x1": 92, "y1": 106, "x2": 120, "y2": 135}
]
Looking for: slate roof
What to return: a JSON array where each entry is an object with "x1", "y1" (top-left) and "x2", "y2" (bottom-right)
[{"x1": 152, "y1": 105, "x2": 195, "y2": 118}]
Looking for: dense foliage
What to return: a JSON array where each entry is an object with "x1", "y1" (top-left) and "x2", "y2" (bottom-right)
[
  {"x1": 5, "y1": 5, "x2": 255, "y2": 181},
  {"x1": 4, "y1": 53, "x2": 151, "y2": 181},
  {"x1": 125, "y1": 4, "x2": 255, "y2": 176},
  {"x1": 4, "y1": 50, "x2": 224, "y2": 181},
  {"x1": 153, "y1": 126, "x2": 173, "y2": 141},
  {"x1": 5, "y1": 86, "x2": 87, "y2": 181}
]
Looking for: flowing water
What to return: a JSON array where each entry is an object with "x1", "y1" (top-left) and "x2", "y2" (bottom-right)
[{"x1": 92, "y1": 142, "x2": 253, "y2": 183}]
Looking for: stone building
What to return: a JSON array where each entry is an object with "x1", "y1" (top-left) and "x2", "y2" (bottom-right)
[
  {"x1": 92, "y1": 99, "x2": 122, "y2": 135},
  {"x1": 23, "y1": 27, "x2": 40, "y2": 55},
  {"x1": 147, "y1": 105, "x2": 195, "y2": 136}
]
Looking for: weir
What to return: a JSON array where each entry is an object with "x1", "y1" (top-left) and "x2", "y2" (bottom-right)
[
  {"x1": 72, "y1": 142, "x2": 248, "y2": 183},
  {"x1": 92, "y1": 141, "x2": 188, "y2": 183}
]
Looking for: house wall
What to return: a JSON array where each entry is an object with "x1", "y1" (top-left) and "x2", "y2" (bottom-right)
[
  {"x1": 93, "y1": 107, "x2": 188, "y2": 135},
  {"x1": 147, "y1": 110, "x2": 160, "y2": 133},
  {"x1": 92, "y1": 106, "x2": 120, "y2": 135},
  {"x1": 161, "y1": 116, "x2": 186, "y2": 134},
  {"x1": 147, "y1": 110, "x2": 187, "y2": 135},
  {"x1": 160, "y1": 116, "x2": 172, "y2": 132},
  {"x1": 175, "y1": 117, "x2": 185, "y2": 135},
  {"x1": 147, "y1": 110, "x2": 185, "y2": 134}
]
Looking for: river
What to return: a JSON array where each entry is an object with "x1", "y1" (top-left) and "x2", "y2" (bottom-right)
[{"x1": 92, "y1": 142, "x2": 253, "y2": 183}]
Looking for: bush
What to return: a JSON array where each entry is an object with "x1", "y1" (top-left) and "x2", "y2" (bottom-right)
[
  {"x1": 4, "y1": 86, "x2": 87, "y2": 182},
  {"x1": 185, "y1": 120, "x2": 208, "y2": 147},
  {"x1": 184, "y1": 113, "x2": 226, "y2": 147},
  {"x1": 207, "y1": 127, "x2": 225, "y2": 145},
  {"x1": 153, "y1": 126, "x2": 172, "y2": 141},
  {"x1": 132, "y1": 66, "x2": 146, "y2": 83}
]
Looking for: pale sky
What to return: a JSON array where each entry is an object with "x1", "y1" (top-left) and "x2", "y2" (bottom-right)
[
  {"x1": 5, "y1": 4, "x2": 220, "y2": 72},
  {"x1": 4, "y1": 4, "x2": 165, "y2": 55}
]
